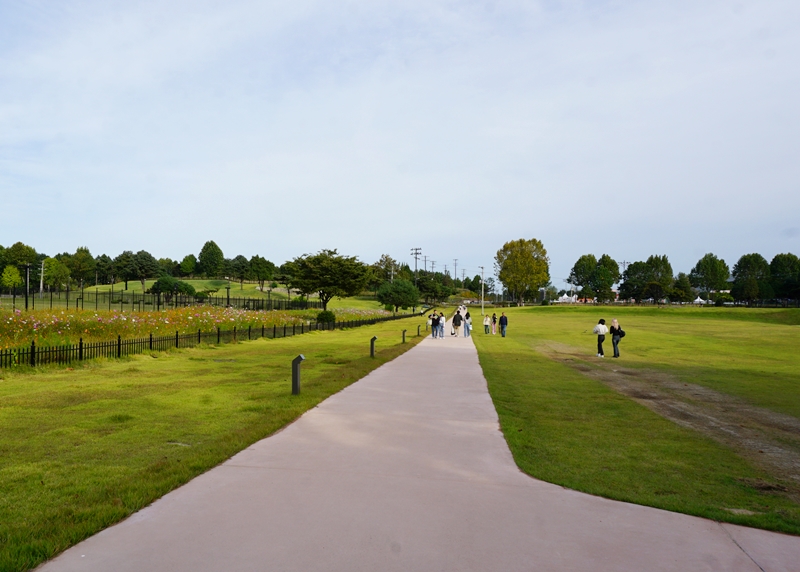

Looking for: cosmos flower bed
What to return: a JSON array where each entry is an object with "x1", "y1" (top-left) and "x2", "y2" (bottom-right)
[{"x1": 0, "y1": 307, "x2": 392, "y2": 348}]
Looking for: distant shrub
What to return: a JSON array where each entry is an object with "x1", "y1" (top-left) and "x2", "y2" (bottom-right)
[
  {"x1": 316, "y1": 310, "x2": 336, "y2": 323},
  {"x1": 715, "y1": 293, "x2": 734, "y2": 306},
  {"x1": 541, "y1": 299, "x2": 550, "y2": 306},
  {"x1": 384, "y1": 304, "x2": 394, "y2": 312}
]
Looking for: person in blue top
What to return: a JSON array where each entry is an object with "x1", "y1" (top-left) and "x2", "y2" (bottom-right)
[{"x1": 499, "y1": 312, "x2": 508, "y2": 337}]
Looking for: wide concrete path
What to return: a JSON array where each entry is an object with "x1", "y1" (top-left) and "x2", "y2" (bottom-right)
[{"x1": 39, "y1": 318, "x2": 800, "y2": 571}]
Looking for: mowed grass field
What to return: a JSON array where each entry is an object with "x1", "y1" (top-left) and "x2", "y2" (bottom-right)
[
  {"x1": 0, "y1": 316, "x2": 427, "y2": 572},
  {"x1": 473, "y1": 305, "x2": 800, "y2": 534},
  {"x1": 87, "y1": 279, "x2": 288, "y2": 299}
]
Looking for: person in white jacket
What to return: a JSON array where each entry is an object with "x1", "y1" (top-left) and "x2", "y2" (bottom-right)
[{"x1": 592, "y1": 319, "x2": 609, "y2": 357}]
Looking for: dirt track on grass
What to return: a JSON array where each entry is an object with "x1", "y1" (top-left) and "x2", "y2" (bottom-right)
[{"x1": 537, "y1": 341, "x2": 800, "y2": 498}]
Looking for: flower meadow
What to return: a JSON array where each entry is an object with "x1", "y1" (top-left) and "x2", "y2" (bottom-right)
[{"x1": 0, "y1": 307, "x2": 392, "y2": 348}]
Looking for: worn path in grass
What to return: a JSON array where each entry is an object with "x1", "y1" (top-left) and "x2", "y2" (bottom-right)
[{"x1": 38, "y1": 320, "x2": 800, "y2": 572}]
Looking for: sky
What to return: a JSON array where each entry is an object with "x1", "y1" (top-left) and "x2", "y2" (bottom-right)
[{"x1": 1, "y1": 0, "x2": 798, "y2": 290}]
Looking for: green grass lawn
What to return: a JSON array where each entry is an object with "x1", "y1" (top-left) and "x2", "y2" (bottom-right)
[
  {"x1": 86, "y1": 280, "x2": 288, "y2": 299},
  {"x1": 473, "y1": 305, "x2": 800, "y2": 534},
  {"x1": 0, "y1": 316, "x2": 427, "y2": 572}
]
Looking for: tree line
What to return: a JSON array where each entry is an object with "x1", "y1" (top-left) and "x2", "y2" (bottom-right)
[
  {"x1": 0, "y1": 241, "x2": 488, "y2": 311},
  {"x1": 566, "y1": 251, "x2": 800, "y2": 304}
]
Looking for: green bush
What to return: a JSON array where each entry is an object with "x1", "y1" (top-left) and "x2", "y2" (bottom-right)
[
  {"x1": 541, "y1": 299, "x2": 550, "y2": 306},
  {"x1": 316, "y1": 310, "x2": 336, "y2": 323},
  {"x1": 715, "y1": 293, "x2": 734, "y2": 306},
  {"x1": 384, "y1": 304, "x2": 394, "y2": 312}
]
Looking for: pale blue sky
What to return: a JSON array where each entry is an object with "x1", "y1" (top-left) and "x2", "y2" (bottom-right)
[{"x1": 1, "y1": 0, "x2": 798, "y2": 287}]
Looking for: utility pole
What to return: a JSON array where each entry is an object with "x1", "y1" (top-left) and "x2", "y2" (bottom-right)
[
  {"x1": 422, "y1": 255, "x2": 428, "y2": 272},
  {"x1": 479, "y1": 265, "x2": 485, "y2": 315},
  {"x1": 444, "y1": 264, "x2": 448, "y2": 277},
  {"x1": 431, "y1": 261, "x2": 436, "y2": 274},
  {"x1": 410, "y1": 248, "x2": 421, "y2": 287},
  {"x1": 461, "y1": 269, "x2": 466, "y2": 282},
  {"x1": 453, "y1": 259, "x2": 458, "y2": 282}
]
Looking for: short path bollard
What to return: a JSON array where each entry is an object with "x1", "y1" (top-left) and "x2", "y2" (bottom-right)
[
  {"x1": 370, "y1": 336, "x2": 378, "y2": 358},
  {"x1": 292, "y1": 354, "x2": 305, "y2": 395},
  {"x1": 417, "y1": 325, "x2": 421, "y2": 337},
  {"x1": 402, "y1": 330, "x2": 406, "y2": 343}
]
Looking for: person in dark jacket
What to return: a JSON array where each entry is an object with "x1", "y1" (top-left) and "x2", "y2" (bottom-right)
[
  {"x1": 609, "y1": 318, "x2": 623, "y2": 358},
  {"x1": 452, "y1": 310, "x2": 463, "y2": 337},
  {"x1": 499, "y1": 313, "x2": 508, "y2": 337},
  {"x1": 431, "y1": 313, "x2": 440, "y2": 339}
]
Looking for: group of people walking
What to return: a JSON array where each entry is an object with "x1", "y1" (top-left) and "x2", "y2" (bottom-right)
[
  {"x1": 592, "y1": 318, "x2": 625, "y2": 358},
  {"x1": 428, "y1": 308, "x2": 509, "y2": 339}
]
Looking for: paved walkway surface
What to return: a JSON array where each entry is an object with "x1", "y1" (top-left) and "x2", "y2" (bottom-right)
[{"x1": 39, "y1": 319, "x2": 800, "y2": 571}]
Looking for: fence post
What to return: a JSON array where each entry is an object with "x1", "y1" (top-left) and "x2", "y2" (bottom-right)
[
  {"x1": 79, "y1": 338, "x2": 83, "y2": 361},
  {"x1": 402, "y1": 330, "x2": 406, "y2": 343},
  {"x1": 370, "y1": 336, "x2": 377, "y2": 358},
  {"x1": 30, "y1": 341, "x2": 36, "y2": 367},
  {"x1": 198, "y1": 329, "x2": 201, "y2": 344},
  {"x1": 234, "y1": 327, "x2": 237, "y2": 341},
  {"x1": 248, "y1": 325, "x2": 251, "y2": 340},
  {"x1": 293, "y1": 324, "x2": 296, "y2": 336},
  {"x1": 283, "y1": 324, "x2": 287, "y2": 337},
  {"x1": 150, "y1": 333, "x2": 153, "y2": 350},
  {"x1": 301, "y1": 323, "x2": 304, "y2": 334},
  {"x1": 262, "y1": 324, "x2": 265, "y2": 338},
  {"x1": 218, "y1": 327, "x2": 221, "y2": 344},
  {"x1": 117, "y1": 335, "x2": 121, "y2": 358},
  {"x1": 176, "y1": 331, "x2": 179, "y2": 348},
  {"x1": 417, "y1": 325, "x2": 421, "y2": 337},
  {"x1": 273, "y1": 324, "x2": 277, "y2": 338}
]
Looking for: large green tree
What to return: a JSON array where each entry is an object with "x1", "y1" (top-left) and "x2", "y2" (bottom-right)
[
  {"x1": 618, "y1": 261, "x2": 651, "y2": 302},
  {"x1": 689, "y1": 253, "x2": 730, "y2": 298},
  {"x1": 770, "y1": 253, "x2": 800, "y2": 299},
  {"x1": 230, "y1": 255, "x2": 250, "y2": 289},
  {"x1": 131, "y1": 250, "x2": 161, "y2": 291},
  {"x1": 494, "y1": 238, "x2": 550, "y2": 305},
  {"x1": 646, "y1": 255, "x2": 674, "y2": 292},
  {"x1": 113, "y1": 251, "x2": 136, "y2": 289},
  {"x1": 43, "y1": 258, "x2": 71, "y2": 291},
  {"x1": 1, "y1": 265, "x2": 23, "y2": 294},
  {"x1": 180, "y1": 254, "x2": 197, "y2": 277},
  {"x1": 568, "y1": 254, "x2": 597, "y2": 293},
  {"x1": 94, "y1": 254, "x2": 114, "y2": 285},
  {"x1": 376, "y1": 279, "x2": 420, "y2": 312},
  {"x1": 732, "y1": 253, "x2": 771, "y2": 303},
  {"x1": 198, "y1": 241, "x2": 224, "y2": 278},
  {"x1": 249, "y1": 255, "x2": 276, "y2": 292},
  {"x1": 291, "y1": 249, "x2": 369, "y2": 311},
  {"x1": 67, "y1": 247, "x2": 96, "y2": 286},
  {"x1": 671, "y1": 272, "x2": 694, "y2": 303}
]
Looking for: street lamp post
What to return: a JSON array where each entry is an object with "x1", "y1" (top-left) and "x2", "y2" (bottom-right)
[{"x1": 479, "y1": 266, "x2": 485, "y2": 315}]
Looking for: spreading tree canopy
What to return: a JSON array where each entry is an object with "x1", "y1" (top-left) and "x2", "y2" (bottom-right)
[
  {"x1": 377, "y1": 279, "x2": 420, "y2": 312},
  {"x1": 494, "y1": 238, "x2": 550, "y2": 305},
  {"x1": 689, "y1": 253, "x2": 730, "y2": 297},
  {"x1": 291, "y1": 249, "x2": 369, "y2": 311}
]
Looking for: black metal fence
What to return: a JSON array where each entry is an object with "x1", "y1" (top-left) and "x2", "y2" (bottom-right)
[
  {"x1": 0, "y1": 313, "x2": 416, "y2": 369},
  {"x1": 0, "y1": 290, "x2": 324, "y2": 312}
]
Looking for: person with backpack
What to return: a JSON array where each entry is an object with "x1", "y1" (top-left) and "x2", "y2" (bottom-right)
[
  {"x1": 452, "y1": 310, "x2": 463, "y2": 337},
  {"x1": 610, "y1": 318, "x2": 625, "y2": 358},
  {"x1": 593, "y1": 318, "x2": 609, "y2": 357}
]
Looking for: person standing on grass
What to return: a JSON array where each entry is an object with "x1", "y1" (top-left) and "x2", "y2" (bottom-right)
[
  {"x1": 491, "y1": 312, "x2": 497, "y2": 335},
  {"x1": 499, "y1": 312, "x2": 508, "y2": 337},
  {"x1": 438, "y1": 312, "x2": 445, "y2": 338},
  {"x1": 593, "y1": 318, "x2": 609, "y2": 357},
  {"x1": 464, "y1": 310, "x2": 471, "y2": 337},
  {"x1": 431, "y1": 313, "x2": 440, "y2": 339},
  {"x1": 610, "y1": 318, "x2": 623, "y2": 358},
  {"x1": 452, "y1": 310, "x2": 463, "y2": 337},
  {"x1": 483, "y1": 313, "x2": 491, "y2": 334}
]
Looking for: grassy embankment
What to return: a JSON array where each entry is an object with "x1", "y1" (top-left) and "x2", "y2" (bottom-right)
[
  {"x1": 473, "y1": 305, "x2": 800, "y2": 534},
  {"x1": 0, "y1": 315, "x2": 427, "y2": 572}
]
